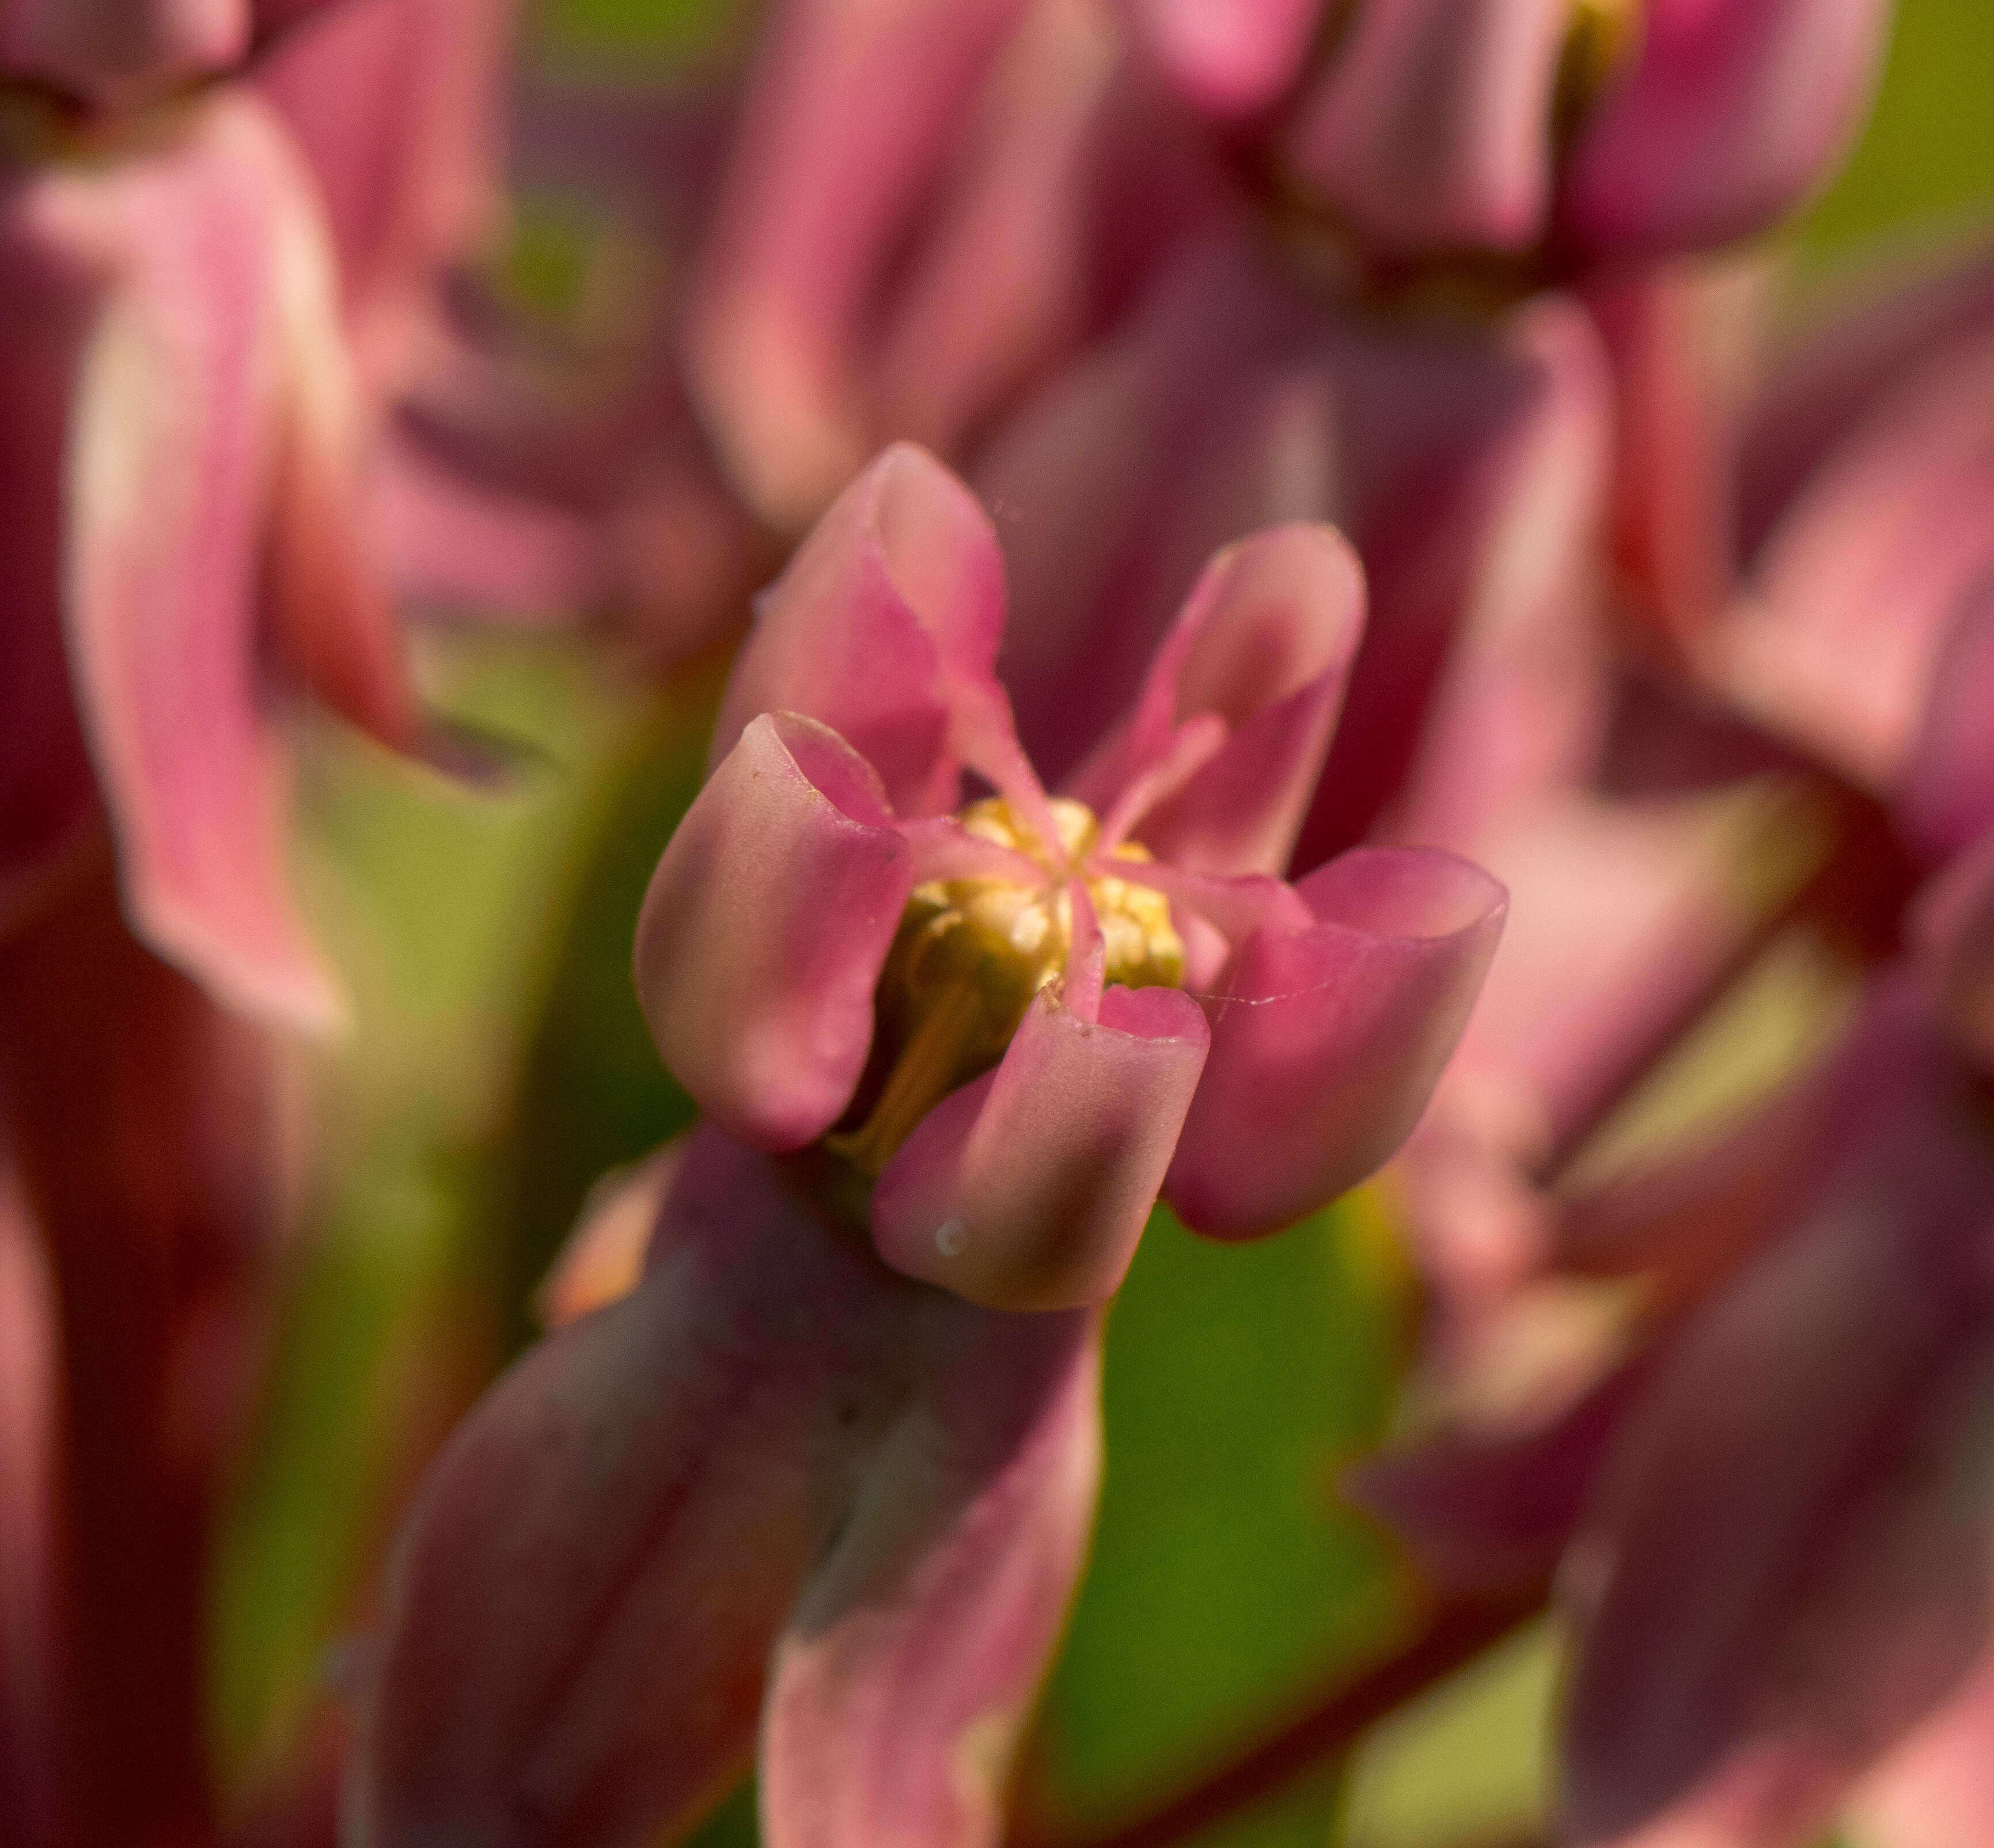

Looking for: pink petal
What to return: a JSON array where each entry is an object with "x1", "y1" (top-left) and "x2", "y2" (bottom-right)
[
  {"x1": 1120, "y1": 0, "x2": 1320, "y2": 122},
  {"x1": 1911, "y1": 836, "x2": 1994, "y2": 1073},
  {"x1": 684, "y1": 0, "x2": 1030, "y2": 526},
  {"x1": 55, "y1": 96, "x2": 366, "y2": 1030},
  {"x1": 535, "y1": 1141, "x2": 687, "y2": 1331},
  {"x1": 1284, "y1": 0, "x2": 1570, "y2": 255},
  {"x1": 635, "y1": 713, "x2": 913, "y2": 1151},
  {"x1": 1905, "y1": 586, "x2": 1994, "y2": 864},
  {"x1": 1561, "y1": 0, "x2": 1892, "y2": 260},
  {"x1": 1167, "y1": 847, "x2": 1506, "y2": 1239},
  {"x1": 0, "y1": 0, "x2": 247, "y2": 105},
  {"x1": 713, "y1": 444, "x2": 1006, "y2": 818},
  {"x1": 1562, "y1": 995, "x2": 1994, "y2": 1848},
  {"x1": 872, "y1": 982, "x2": 1209, "y2": 1310},
  {"x1": 1847, "y1": 1646, "x2": 1994, "y2": 1848},
  {"x1": 352, "y1": 1129, "x2": 922, "y2": 1848},
  {"x1": 761, "y1": 1304, "x2": 1101, "y2": 1848},
  {"x1": 1071, "y1": 522, "x2": 1365, "y2": 878}
]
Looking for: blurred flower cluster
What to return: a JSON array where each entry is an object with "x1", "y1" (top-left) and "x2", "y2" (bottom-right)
[{"x1": 5, "y1": 3, "x2": 1994, "y2": 1848}]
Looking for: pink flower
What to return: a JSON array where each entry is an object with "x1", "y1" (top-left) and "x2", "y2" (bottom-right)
[{"x1": 351, "y1": 443, "x2": 1506, "y2": 1847}]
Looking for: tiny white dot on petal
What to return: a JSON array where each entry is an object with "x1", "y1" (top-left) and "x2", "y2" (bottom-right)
[{"x1": 935, "y1": 1218, "x2": 968, "y2": 1257}]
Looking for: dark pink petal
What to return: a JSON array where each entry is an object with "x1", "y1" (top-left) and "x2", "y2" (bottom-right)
[
  {"x1": 1167, "y1": 847, "x2": 1504, "y2": 1239},
  {"x1": 761, "y1": 1304, "x2": 1101, "y2": 1848},
  {"x1": 1561, "y1": 0, "x2": 1891, "y2": 259},
  {"x1": 1072, "y1": 523, "x2": 1364, "y2": 878},
  {"x1": 713, "y1": 444, "x2": 1006, "y2": 817},
  {"x1": 685, "y1": 0, "x2": 1029, "y2": 526},
  {"x1": 0, "y1": 0, "x2": 247, "y2": 105},
  {"x1": 58, "y1": 97, "x2": 368, "y2": 1029},
  {"x1": 636, "y1": 714, "x2": 913, "y2": 1151},
  {"x1": 872, "y1": 982, "x2": 1208, "y2": 1310},
  {"x1": 1562, "y1": 993, "x2": 1994, "y2": 1848},
  {"x1": 352, "y1": 1129, "x2": 919, "y2": 1848},
  {"x1": 1724, "y1": 325, "x2": 1994, "y2": 789},
  {"x1": 1905, "y1": 586, "x2": 1994, "y2": 864},
  {"x1": 1911, "y1": 837, "x2": 1994, "y2": 1073},
  {"x1": 1284, "y1": 0, "x2": 1569, "y2": 255},
  {"x1": 1120, "y1": 0, "x2": 1320, "y2": 122}
]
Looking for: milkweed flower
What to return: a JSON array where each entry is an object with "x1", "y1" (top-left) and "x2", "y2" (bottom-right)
[{"x1": 352, "y1": 443, "x2": 1506, "y2": 1848}]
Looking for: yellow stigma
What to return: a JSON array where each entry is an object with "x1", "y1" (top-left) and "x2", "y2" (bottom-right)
[{"x1": 825, "y1": 796, "x2": 1185, "y2": 1178}]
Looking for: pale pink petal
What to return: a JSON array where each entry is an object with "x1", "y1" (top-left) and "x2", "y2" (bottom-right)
[
  {"x1": 635, "y1": 714, "x2": 913, "y2": 1151},
  {"x1": 1847, "y1": 1646, "x2": 1994, "y2": 1848},
  {"x1": 713, "y1": 444, "x2": 1006, "y2": 817},
  {"x1": 1562, "y1": 996, "x2": 1994, "y2": 1848},
  {"x1": 1724, "y1": 325, "x2": 1994, "y2": 790},
  {"x1": 1562, "y1": 0, "x2": 1891, "y2": 259},
  {"x1": 1284, "y1": 0, "x2": 1570, "y2": 255},
  {"x1": 352, "y1": 1129, "x2": 922, "y2": 1848},
  {"x1": 58, "y1": 97, "x2": 357, "y2": 1030},
  {"x1": 761, "y1": 1305, "x2": 1101, "y2": 1848},
  {"x1": 1072, "y1": 523, "x2": 1365, "y2": 878},
  {"x1": 1120, "y1": 0, "x2": 1320, "y2": 121},
  {"x1": 872, "y1": 983, "x2": 1208, "y2": 1310},
  {"x1": 1167, "y1": 847, "x2": 1505, "y2": 1239},
  {"x1": 0, "y1": 0, "x2": 247, "y2": 105},
  {"x1": 1905, "y1": 586, "x2": 1994, "y2": 864},
  {"x1": 535, "y1": 1141, "x2": 687, "y2": 1331},
  {"x1": 685, "y1": 0, "x2": 1030, "y2": 526}
]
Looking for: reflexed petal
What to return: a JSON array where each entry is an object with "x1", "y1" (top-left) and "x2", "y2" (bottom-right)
[
  {"x1": 762, "y1": 1305, "x2": 1101, "y2": 1848},
  {"x1": 872, "y1": 983, "x2": 1209, "y2": 1310},
  {"x1": 1167, "y1": 847, "x2": 1505, "y2": 1239},
  {"x1": 685, "y1": 0, "x2": 1030, "y2": 526},
  {"x1": 0, "y1": 0, "x2": 247, "y2": 104},
  {"x1": 714, "y1": 445, "x2": 1006, "y2": 817},
  {"x1": 1562, "y1": 997, "x2": 1994, "y2": 1848},
  {"x1": 1120, "y1": 0, "x2": 1320, "y2": 121},
  {"x1": 635, "y1": 714, "x2": 913, "y2": 1151},
  {"x1": 1072, "y1": 523, "x2": 1364, "y2": 877},
  {"x1": 1561, "y1": 0, "x2": 1891, "y2": 259},
  {"x1": 1284, "y1": 0, "x2": 1569, "y2": 254},
  {"x1": 352, "y1": 1129, "x2": 920, "y2": 1848}
]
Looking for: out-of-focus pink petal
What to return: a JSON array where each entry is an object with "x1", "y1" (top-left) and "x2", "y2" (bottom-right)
[
  {"x1": 1561, "y1": 0, "x2": 1891, "y2": 260},
  {"x1": 873, "y1": 982, "x2": 1208, "y2": 1310},
  {"x1": 1847, "y1": 1646, "x2": 1994, "y2": 1848},
  {"x1": 1724, "y1": 325, "x2": 1994, "y2": 790},
  {"x1": 1905, "y1": 587, "x2": 1994, "y2": 864},
  {"x1": 635, "y1": 714, "x2": 913, "y2": 1152},
  {"x1": 1284, "y1": 0, "x2": 1568, "y2": 255},
  {"x1": 352, "y1": 1129, "x2": 920, "y2": 1848},
  {"x1": 1072, "y1": 523, "x2": 1365, "y2": 878},
  {"x1": 255, "y1": 0, "x2": 511, "y2": 393},
  {"x1": 714, "y1": 445, "x2": 1005, "y2": 817},
  {"x1": 1167, "y1": 847, "x2": 1505, "y2": 1240},
  {"x1": 761, "y1": 1304, "x2": 1101, "y2": 1848},
  {"x1": 1911, "y1": 837, "x2": 1994, "y2": 1073},
  {"x1": 536, "y1": 1141, "x2": 687, "y2": 1331},
  {"x1": 685, "y1": 0, "x2": 1029, "y2": 526},
  {"x1": 0, "y1": 0, "x2": 247, "y2": 105},
  {"x1": 56, "y1": 97, "x2": 364, "y2": 1030},
  {"x1": 1120, "y1": 0, "x2": 1319, "y2": 122},
  {"x1": 1561, "y1": 995, "x2": 1994, "y2": 1848}
]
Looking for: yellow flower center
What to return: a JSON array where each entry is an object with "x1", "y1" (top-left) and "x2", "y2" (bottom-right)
[{"x1": 825, "y1": 797, "x2": 1185, "y2": 1177}]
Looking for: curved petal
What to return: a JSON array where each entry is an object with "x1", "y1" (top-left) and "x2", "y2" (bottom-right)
[
  {"x1": 762, "y1": 1305, "x2": 1101, "y2": 1848},
  {"x1": 1167, "y1": 847, "x2": 1505, "y2": 1239},
  {"x1": 714, "y1": 444, "x2": 1006, "y2": 817},
  {"x1": 0, "y1": 0, "x2": 247, "y2": 105},
  {"x1": 1071, "y1": 523, "x2": 1365, "y2": 878},
  {"x1": 1284, "y1": 0, "x2": 1570, "y2": 255},
  {"x1": 636, "y1": 713, "x2": 913, "y2": 1151},
  {"x1": 1120, "y1": 0, "x2": 1320, "y2": 122},
  {"x1": 1562, "y1": 998, "x2": 1994, "y2": 1848},
  {"x1": 684, "y1": 0, "x2": 1030, "y2": 527},
  {"x1": 1561, "y1": 0, "x2": 1891, "y2": 259},
  {"x1": 351, "y1": 1128, "x2": 922, "y2": 1848},
  {"x1": 872, "y1": 983, "x2": 1208, "y2": 1310},
  {"x1": 60, "y1": 96, "x2": 358, "y2": 1031},
  {"x1": 1905, "y1": 585, "x2": 1994, "y2": 864},
  {"x1": 535, "y1": 1140, "x2": 687, "y2": 1331}
]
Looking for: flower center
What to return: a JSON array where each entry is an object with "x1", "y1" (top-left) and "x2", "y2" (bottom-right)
[{"x1": 824, "y1": 796, "x2": 1185, "y2": 1178}]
